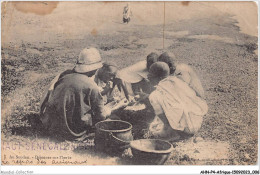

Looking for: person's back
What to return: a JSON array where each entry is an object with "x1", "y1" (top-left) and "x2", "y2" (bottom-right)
[
  {"x1": 149, "y1": 75, "x2": 208, "y2": 137},
  {"x1": 41, "y1": 73, "x2": 104, "y2": 139},
  {"x1": 158, "y1": 52, "x2": 205, "y2": 98},
  {"x1": 48, "y1": 73, "x2": 99, "y2": 112},
  {"x1": 175, "y1": 63, "x2": 205, "y2": 98},
  {"x1": 40, "y1": 47, "x2": 111, "y2": 140},
  {"x1": 147, "y1": 62, "x2": 208, "y2": 140}
]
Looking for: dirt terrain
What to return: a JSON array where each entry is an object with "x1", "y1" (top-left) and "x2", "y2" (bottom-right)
[{"x1": 1, "y1": 2, "x2": 258, "y2": 165}]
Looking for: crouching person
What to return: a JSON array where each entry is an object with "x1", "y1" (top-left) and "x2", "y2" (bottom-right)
[
  {"x1": 147, "y1": 62, "x2": 208, "y2": 141},
  {"x1": 40, "y1": 48, "x2": 116, "y2": 140}
]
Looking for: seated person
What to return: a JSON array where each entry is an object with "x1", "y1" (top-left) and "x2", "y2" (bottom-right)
[
  {"x1": 158, "y1": 52, "x2": 205, "y2": 98},
  {"x1": 40, "y1": 62, "x2": 118, "y2": 116},
  {"x1": 147, "y1": 62, "x2": 208, "y2": 140},
  {"x1": 39, "y1": 48, "x2": 118, "y2": 140}
]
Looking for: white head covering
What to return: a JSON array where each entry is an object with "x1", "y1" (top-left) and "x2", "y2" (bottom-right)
[{"x1": 74, "y1": 47, "x2": 103, "y2": 73}]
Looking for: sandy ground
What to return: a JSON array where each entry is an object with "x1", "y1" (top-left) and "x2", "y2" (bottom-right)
[
  {"x1": 1, "y1": 1, "x2": 257, "y2": 44},
  {"x1": 1, "y1": 2, "x2": 258, "y2": 165}
]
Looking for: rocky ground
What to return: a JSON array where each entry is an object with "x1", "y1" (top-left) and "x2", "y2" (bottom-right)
[{"x1": 1, "y1": 2, "x2": 258, "y2": 165}]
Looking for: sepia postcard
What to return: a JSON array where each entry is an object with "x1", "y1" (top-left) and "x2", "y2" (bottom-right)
[{"x1": 1, "y1": 1, "x2": 259, "y2": 173}]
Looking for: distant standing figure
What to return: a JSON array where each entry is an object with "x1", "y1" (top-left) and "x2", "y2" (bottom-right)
[{"x1": 123, "y1": 3, "x2": 132, "y2": 24}]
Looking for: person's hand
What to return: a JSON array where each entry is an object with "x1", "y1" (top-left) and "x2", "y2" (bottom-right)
[
  {"x1": 135, "y1": 91, "x2": 149, "y2": 102},
  {"x1": 101, "y1": 81, "x2": 113, "y2": 96},
  {"x1": 111, "y1": 98, "x2": 129, "y2": 111},
  {"x1": 149, "y1": 116, "x2": 164, "y2": 136},
  {"x1": 102, "y1": 106, "x2": 112, "y2": 118}
]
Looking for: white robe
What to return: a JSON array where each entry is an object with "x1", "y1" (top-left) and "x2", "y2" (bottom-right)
[
  {"x1": 175, "y1": 63, "x2": 205, "y2": 98},
  {"x1": 149, "y1": 76, "x2": 208, "y2": 134}
]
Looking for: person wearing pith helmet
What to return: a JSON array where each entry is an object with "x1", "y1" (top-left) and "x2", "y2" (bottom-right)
[
  {"x1": 74, "y1": 47, "x2": 103, "y2": 73},
  {"x1": 40, "y1": 47, "x2": 117, "y2": 140}
]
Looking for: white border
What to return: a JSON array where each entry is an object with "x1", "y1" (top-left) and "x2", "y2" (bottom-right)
[{"x1": 0, "y1": 165, "x2": 259, "y2": 175}]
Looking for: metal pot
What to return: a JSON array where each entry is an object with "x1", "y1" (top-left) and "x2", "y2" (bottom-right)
[
  {"x1": 130, "y1": 139, "x2": 174, "y2": 165},
  {"x1": 94, "y1": 120, "x2": 133, "y2": 155}
]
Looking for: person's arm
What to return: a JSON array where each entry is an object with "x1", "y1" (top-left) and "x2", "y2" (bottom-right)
[
  {"x1": 189, "y1": 70, "x2": 205, "y2": 99},
  {"x1": 111, "y1": 77, "x2": 130, "y2": 100},
  {"x1": 101, "y1": 81, "x2": 113, "y2": 96},
  {"x1": 148, "y1": 92, "x2": 166, "y2": 135},
  {"x1": 130, "y1": 8, "x2": 133, "y2": 16},
  {"x1": 149, "y1": 91, "x2": 164, "y2": 116},
  {"x1": 90, "y1": 88, "x2": 111, "y2": 122},
  {"x1": 39, "y1": 91, "x2": 50, "y2": 116},
  {"x1": 39, "y1": 73, "x2": 62, "y2": 116}
]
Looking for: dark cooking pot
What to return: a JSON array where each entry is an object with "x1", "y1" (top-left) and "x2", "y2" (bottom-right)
[{"x1": 95, "y1": 120, "x2": 133, "y2": 155}]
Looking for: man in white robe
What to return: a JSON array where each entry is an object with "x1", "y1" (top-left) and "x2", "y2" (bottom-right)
[{"x1": 147, "y1": 62, "x2": 208, "y2": 139}]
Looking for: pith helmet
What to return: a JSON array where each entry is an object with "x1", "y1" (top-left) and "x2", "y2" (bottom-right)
[{"x1": 74, "y1": 47, "x2": 103, "y2": 73}]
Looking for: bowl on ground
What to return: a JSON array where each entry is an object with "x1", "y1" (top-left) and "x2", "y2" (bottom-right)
[{"x1": 130, "y1": 139, "x2": 174, "y2": 165}]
